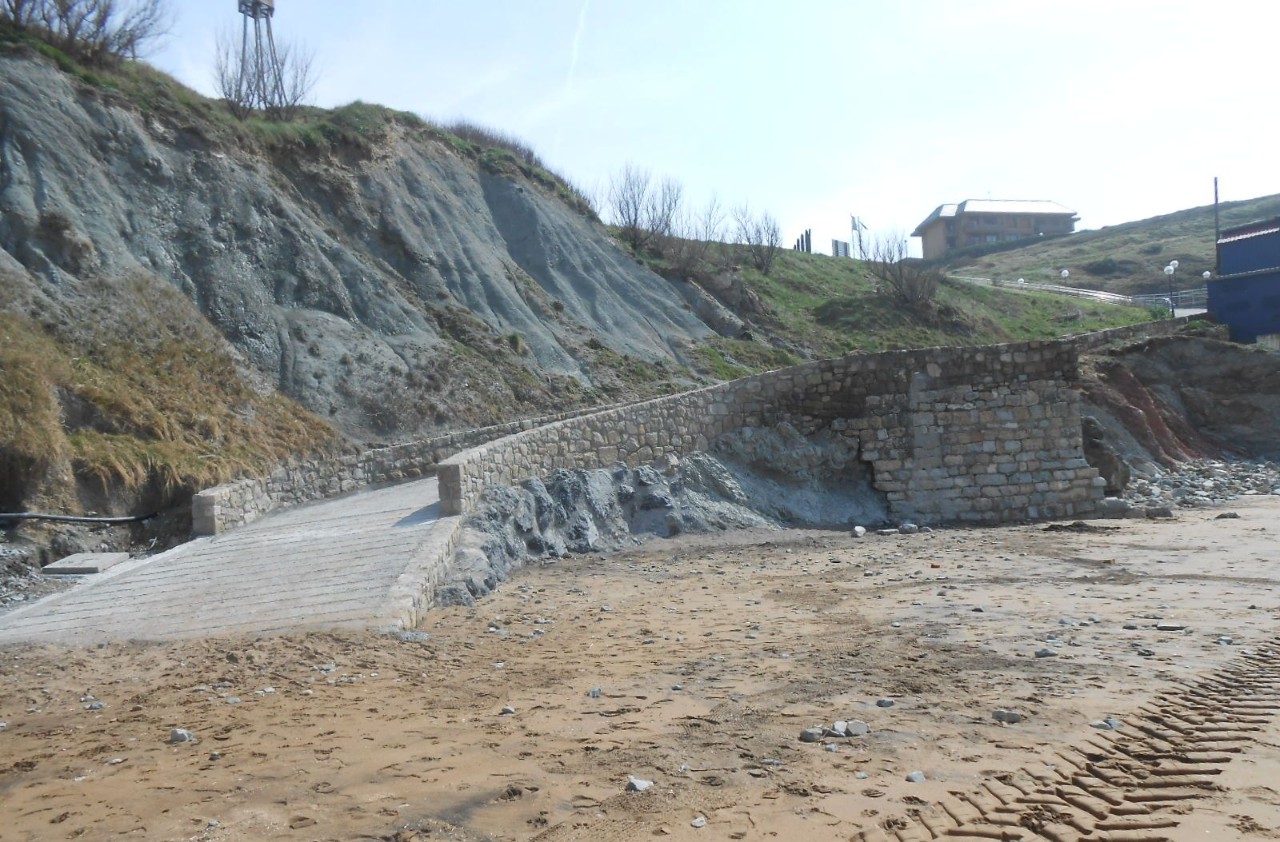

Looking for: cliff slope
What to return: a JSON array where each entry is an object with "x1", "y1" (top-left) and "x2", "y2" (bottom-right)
[{"x1": 0, "y1": 49, "x2": 711, "y2": 447}]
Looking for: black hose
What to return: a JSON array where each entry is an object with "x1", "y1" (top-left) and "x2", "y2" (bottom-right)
[{"x1": 0, "y1": 512, "x2": 157, "y2": 525}]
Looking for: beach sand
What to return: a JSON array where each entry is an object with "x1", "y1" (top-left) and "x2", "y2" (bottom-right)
[{"x1": 3, "y1": 498, "x2": 1279, "y2": 841}]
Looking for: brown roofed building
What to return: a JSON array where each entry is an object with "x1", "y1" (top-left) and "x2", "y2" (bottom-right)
[{"x1": 912, "y1": 199, "x2": 1078, "y2": 260}]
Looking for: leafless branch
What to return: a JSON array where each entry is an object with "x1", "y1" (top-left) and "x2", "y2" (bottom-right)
[
  {"x1": 864, "y1": 232, "x2": 941, "y2": 311},
  {"x1": 733, "y1": 205, "x2": 782, "y2": 275},
  {"x1": 2, "y1": 0, "x2": 170, "y2": 64}
]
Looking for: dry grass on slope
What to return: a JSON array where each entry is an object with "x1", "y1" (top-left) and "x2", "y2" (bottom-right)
[{"x1": 0, "y1": 273, "x2": 336, "y2": 512}]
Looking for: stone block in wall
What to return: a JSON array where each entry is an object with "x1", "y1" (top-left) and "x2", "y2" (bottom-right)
[{"x1": 192, "y1": 492, "x2": 218, "y2": 536}]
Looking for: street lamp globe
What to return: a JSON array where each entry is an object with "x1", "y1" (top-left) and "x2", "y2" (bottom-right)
[
  {"x1": 1060, "y1": 269, "x2": 1069, "y2": 281},
  {"x1": 1203, "y1": 270, "x2": 1212, "y2": 280},
  {"x1": 1164, "y1": 264, "x2": 1177, "y2": 319}
]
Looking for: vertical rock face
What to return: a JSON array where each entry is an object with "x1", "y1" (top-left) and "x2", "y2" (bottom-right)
[
  {"x1": 1081, "y1": 415, "x2": 1131, "y2": 494},
  {"x1": 1079, "y1": 336, "x2": 1280, "y2": 473},
  {"x1": 0, "y1": 52, "x2": 711, "y2": 440}
]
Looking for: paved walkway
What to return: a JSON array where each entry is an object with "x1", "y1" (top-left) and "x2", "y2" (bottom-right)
[{"x1": 0, "y1": 478, "x2": 448, "y2": 646}]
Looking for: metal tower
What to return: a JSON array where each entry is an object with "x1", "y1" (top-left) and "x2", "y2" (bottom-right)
[{"x1": 236, "y1": 0, "x2": 287, "y2": 113}]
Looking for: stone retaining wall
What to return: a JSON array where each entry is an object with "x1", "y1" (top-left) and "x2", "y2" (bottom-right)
[
  {"x1": 191, "y1": 405, "x2": 628, "y2": 535},
  {"x1": 438, "y1": 336, "x2": 1117, "y2": 524},
  {"x1": 194, "y1": 320, "x2": 1188, "y2": 534}
]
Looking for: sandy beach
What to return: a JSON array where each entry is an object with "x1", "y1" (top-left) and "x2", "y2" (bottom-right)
[{"x1": 3, "y1": 498, "x2": 1279, "y2": 841}]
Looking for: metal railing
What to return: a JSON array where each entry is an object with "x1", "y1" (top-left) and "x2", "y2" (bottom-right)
[{"x1": 949, "y1": 275, "x2": 1208, "y2": 309}]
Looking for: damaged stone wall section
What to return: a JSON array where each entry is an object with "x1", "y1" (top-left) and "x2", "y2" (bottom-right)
[{"x1": 439, "y1": 337, "x2": 1114, "y2": 525}]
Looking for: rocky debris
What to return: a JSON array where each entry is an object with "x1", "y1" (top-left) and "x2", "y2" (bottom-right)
[
  {"x1": 799, "y1": 728, "x2": 825, "y2": 743},
  {"x1": 993, "y1": 709, "x2": 1023, "y2": 724},
  {"x1": 626, "y1": 775, "x2": 653, "y2": 792},
  {"x1": 905, "y1": 771, "x2": 927, "y2": 783},
  {"x1": 1097, "y1": 497, "x2": 1133, "y2": 518},
  {"x1": 691, "y1": 815, "x2": 708, "y2": 828},
  {"x1": 388, "y1": 630, "x2": 431, "y2": 643},
  {"x1": 1034, "y1": 648, "x2": 1058, "y2": 659},
  {"x1": 1122, "y1": 459, "x2": 1280, "y2": 511},
  {"x1": 0, "y1": 540, "x2": 74, "y2": 616},
  {"x1": 806, "y1": 720, "x2": 871, "y2": 740},
  {"x1": 169, "y1": 728, "x2": 197, "y2": 744}
]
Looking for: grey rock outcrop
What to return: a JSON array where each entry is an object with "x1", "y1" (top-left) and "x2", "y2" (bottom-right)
[
  {"x1": 443, "y1": 423, "x2": 890, "y2": 604},
  {"x1": 1082, "y1": 415, "x2": 1130, "y2": 494}
]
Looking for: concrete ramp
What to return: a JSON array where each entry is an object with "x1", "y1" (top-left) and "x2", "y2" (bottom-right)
[{"x1": 0, "y1": 478, "x2": 448, "y2": 646}]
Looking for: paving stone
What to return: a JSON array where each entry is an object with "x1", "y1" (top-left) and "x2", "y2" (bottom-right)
[
  {"x1": 42, "y1": 553, "x2": 130, "y2": 576},
  {"x1": 0, "y1": 478, "x2": 449, "y2": 645}
]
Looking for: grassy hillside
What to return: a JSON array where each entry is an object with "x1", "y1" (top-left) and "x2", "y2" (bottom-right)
[
  {"x1": 947, "y1": 193, "x2": 1280, "y2": 295},
  {"x1": 679, "y1": 249, "x2": 1151, "y2": 379}
]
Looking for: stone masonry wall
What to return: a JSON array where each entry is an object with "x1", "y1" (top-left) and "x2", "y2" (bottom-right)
[
  {"x1": 437, "y1": 338, "x2": 1106, "y2": 524},
  {"x1": 192, "y1": 405, "x2": 630, "y2": 535},
  {"x1": 194, "y1": 320, "x2": 1188, "y2": 535}
]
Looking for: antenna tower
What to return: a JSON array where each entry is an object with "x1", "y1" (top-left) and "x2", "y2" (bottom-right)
[{"x1": 236, "y1": 0, "x2": 287, "y2": 112}]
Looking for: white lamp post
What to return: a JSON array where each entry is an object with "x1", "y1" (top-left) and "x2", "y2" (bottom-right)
[{"x1": 1164, "y1": 264, "x2": 1176, "y2": 318}]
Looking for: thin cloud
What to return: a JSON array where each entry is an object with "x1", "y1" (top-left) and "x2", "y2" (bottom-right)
[
  {"x1": 554, "y1": 0, "x2": 590, "y2": 159},
  {"x1": 566, "y1": 0, "x2": 590, "y2": 91}
]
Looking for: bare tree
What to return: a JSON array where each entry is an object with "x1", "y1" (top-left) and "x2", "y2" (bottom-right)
[
  {"x1": 214, "y1": 24, "x2": 316, "y2": 121},
  {"x1": 271, "y1": 38, "x2": 316, "y2": 119},
  {"x1": 607, "y1": 163, "x2": 651, "y2": 251},
  {"x1": 1, "y1": 0, "x2": 40, "y2": 29},
  {"x1": 864, "y1": 232, "x2": 941, "y2": 311},
  {"x1": 733, "y1": 205, "x2": 782, "y2": 275},
  {"x1": 644, "y1": 176, "x2": 683, "y2": 242},
  {"x1": 606, "y1": 164, "x2": 686, "y2": 253},
  {"x1": 2, "y1": 0, "x2": 170, "y2": 63},
  {"x1": 664, "y1": 193, "x2": 727, "y2": 278}
]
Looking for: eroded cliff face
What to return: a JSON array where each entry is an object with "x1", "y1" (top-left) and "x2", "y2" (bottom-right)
[
  {"x1": 0, "y1": 51, "x2": 711, "y2": 442},
  {"x1": 1080, "y1": 335, "x2": 1280, "y2": 479}
]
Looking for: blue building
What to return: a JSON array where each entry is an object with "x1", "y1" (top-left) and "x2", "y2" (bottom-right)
[{"x1": 1210, "y1": 219, "x2": 1280, "y2": 343}]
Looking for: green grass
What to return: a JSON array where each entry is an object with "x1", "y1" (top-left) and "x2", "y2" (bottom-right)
[
  {"x1": 692, "y1": 338, "x2": 803, "y2": 380},
  {"x1": 947, "y1": 193, "x2": 1280, "y2": 296},
  {"x1": 722, "y1": 250, "x2": 1149, "y2": 361}
]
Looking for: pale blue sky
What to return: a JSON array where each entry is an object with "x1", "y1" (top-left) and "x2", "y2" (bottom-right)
[{"x1": 152, "y1": 1, "x2": 1280, "y2": 258}]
